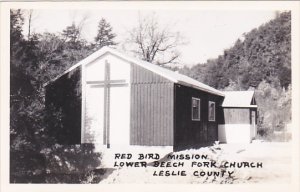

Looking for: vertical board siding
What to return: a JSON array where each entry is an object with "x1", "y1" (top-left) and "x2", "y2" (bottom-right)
[
  {"x1": 45, "y1": 67, "x2": 82, "y2": 144},
  {"x1": 223, "y1": 108, "x2": 250, "y2": 124},
  {"x1": 130, "y1": 64, "x2": 174, "y2": 146},
  {"x1": 173, "y1": 84, "x2": 223, "y2": 151},
  {"x1": 165, "y1": 82, "x2": 174, "y2": 146}
]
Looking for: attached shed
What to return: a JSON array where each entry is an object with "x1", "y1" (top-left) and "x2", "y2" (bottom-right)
[
  {"x1": 45, "y1": 47, "x2": 225, "y2": 151},
  {"x1": 218, "y1": 91, "x2": 257, "y2": 143}
]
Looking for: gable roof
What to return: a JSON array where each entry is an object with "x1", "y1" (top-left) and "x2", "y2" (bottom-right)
[
  {"x1": 221, "y1": 91, "x2": 257, "y2": 108},
  {"x1": 45, "y1": 47, "x2": 224, "y2": 97}
]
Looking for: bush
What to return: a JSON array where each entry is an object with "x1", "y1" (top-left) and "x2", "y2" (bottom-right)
[
  {"x1": 10, "y1": 143, "x2": 105, "y2": 183},
  {"x1": 42, "y1": 144, "x2": 103, "y2": 183},
  {"x1": 42, "y1": 144, "x2": 101, "y2": 175},
  {"x1": 256, "y1": 127, "x2": 291, "y2": 142},
  {"x1": 10, "y1": 149, "x2": 46, "y2": 183}
]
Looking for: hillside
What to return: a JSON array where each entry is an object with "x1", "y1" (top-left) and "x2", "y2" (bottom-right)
[{"x1": 180, "y1": 11, "x2": 291, "y2": 138}]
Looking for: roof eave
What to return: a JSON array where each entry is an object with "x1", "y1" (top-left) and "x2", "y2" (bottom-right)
[
  {"x1": 43, "y1": 47, "x2": 226, "y2": 98},
  {"x1": 177, "y1": 81, "x2": 225, "y2": 97},
  {"x1": 43, "y1": 48, "x2": 112, "y2": 87},
  {"x1": 221, "y1": 105, "x2": 258, "y2": 108}
]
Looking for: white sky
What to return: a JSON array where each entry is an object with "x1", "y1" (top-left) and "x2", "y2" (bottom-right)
[{"x1": 23, "y1": 9, "x2": 276, "y2": 66}]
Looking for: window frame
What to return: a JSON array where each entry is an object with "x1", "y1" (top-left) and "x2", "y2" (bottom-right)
[
  {"x1": 191, "y1": 97, "x2": 201, "y2": 121},
  {"x1": 208, "y1": 101, "x2": 216, "y2": 122}
]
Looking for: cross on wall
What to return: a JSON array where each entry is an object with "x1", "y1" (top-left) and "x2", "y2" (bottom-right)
[{"x1": 86, "y1": 60, "x2": 128, "y2": 148}]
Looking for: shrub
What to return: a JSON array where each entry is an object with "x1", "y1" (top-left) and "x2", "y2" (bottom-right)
[{"x1": 11, "y1": 143, "x2": 103, "y2": 183}]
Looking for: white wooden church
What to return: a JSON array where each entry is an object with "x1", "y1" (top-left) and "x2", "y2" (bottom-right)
[{"x1": 45, "y1": 47, "x2": 257, "y2": 151}]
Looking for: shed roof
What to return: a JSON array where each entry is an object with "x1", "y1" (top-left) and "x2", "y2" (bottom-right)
[
  {"x1": 221, "y1": 91, "x2": 257, "y2": 108},
  {"x1": 45, "y1": 47, "x2": 224, "y2": 97}
]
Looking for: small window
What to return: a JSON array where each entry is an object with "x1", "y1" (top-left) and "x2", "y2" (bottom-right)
[
  {"x1": 208, "y1": 101, "x2": 216, "y2": 121},
  {"x1": 192, "y1": 97, "x2": 201, "y2": 121}
]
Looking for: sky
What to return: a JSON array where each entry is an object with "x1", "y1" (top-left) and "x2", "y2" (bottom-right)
[{"x1": 23, "y1": 9, "x2": 277, "y2": 67}]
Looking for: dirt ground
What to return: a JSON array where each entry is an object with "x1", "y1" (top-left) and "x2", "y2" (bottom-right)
[
  {"x1": 219, "y1": 141, "x2": 292, "y2": 183},
  {"x1": 99, "y1": 141, "x2": 292, "y2": 184}
]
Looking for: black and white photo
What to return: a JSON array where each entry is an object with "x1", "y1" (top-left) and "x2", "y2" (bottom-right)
[{"x1": 1, "y1": 1, "x2": 300, "y2": 191}]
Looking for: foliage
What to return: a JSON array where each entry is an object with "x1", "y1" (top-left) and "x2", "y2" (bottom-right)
[
  {"x1": 255, "y1": 81, "x2": 291, "y2": 131},
  {"x1": 180, "y1": 12, "x2": 291, "y2": 138},
  {"x1": 10, "y1": 9, "x2": 41, "y2": 150},
  {"x1": 61, "y1": 22, "x2": 86, "y2": 50},
  {"x1": 181, "y1": 12, "x2": 291, "y2": 90},
  {"x1": 93, "y1": 18, "x2": 117, "y2": 50},
  {"x1": 9, "y1": 9, "x2": 108, "y2": 183},
  {"x1": 10, "y1": 10, "x2": 51, "y2": 183},
  {"x1": 42, "y1": 144, "x2": 103, "y2": 184},
  {"x1": 11, "y1": 144, "x2": 103, "y2": 183},
  {"x1": 9, "y1": 9, "x2": 292, "y2": 183},
  {"x1": 42, "y1": 144, "x2": 101, "y2": 174}
]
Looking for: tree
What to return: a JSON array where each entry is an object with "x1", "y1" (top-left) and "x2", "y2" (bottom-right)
[
  {"x1": 34, "y1": 32, "x2": 65, "y2": 83},
  {"x1": 179, "y1": 11, "x2": 291, "y2": 140},
  {"x1": 26, "y1": 9, "x2": 36, "y2": 39},
  {"x1": 10, "y1": 11, "x2": 102, "y2": 183},
  {"x1": 10, "y1": 9, "x2": 36, "y2": 102},
  {"x1": 93, "y1": 18, "x2": 117, "y2": 50},
  {"x1": 61, "y1": 22, "x2": 86, "y2": 50},
  {"x1": 60, "y1": 22, "x2": 91, "y2": 71},
  {"x1": 10, "y1": 9, "x2": 24, "y2": 47},
  {"x1": 126, "y1": 13, "x2": 185, "y2": 66}
]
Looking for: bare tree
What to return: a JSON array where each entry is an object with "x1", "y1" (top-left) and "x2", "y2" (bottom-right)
[
  {"x1": 27, "y1": 10, "x2": 33, "y2": 39},
  {"x1": 76, "y1": 13, "x2": 89, "y2": 39},
  {"x1": 68, "y1": 11, "x2": 90, "y2": 41},
  {"x1": 26, "y1": 9, "x2": 39, "y2": 39},
  {"x1": 61, "y1": 13, "x2": 90, "y2": 49},
  {"x1": 126, "y1": 13, "x2": 186, "y2": 66}
]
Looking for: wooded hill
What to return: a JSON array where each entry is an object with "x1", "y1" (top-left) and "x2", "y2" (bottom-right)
[
  {"x1": 180, "y1": 11, "x2": 291, "y2": 136},
  {"x1": 9, "y1": 9, "x2": 291, "y2": 183}
]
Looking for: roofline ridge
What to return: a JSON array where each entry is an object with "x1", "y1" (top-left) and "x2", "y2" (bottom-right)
[{"x1": 43, "y1": 46, "x2": 224, "y2": 97}]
